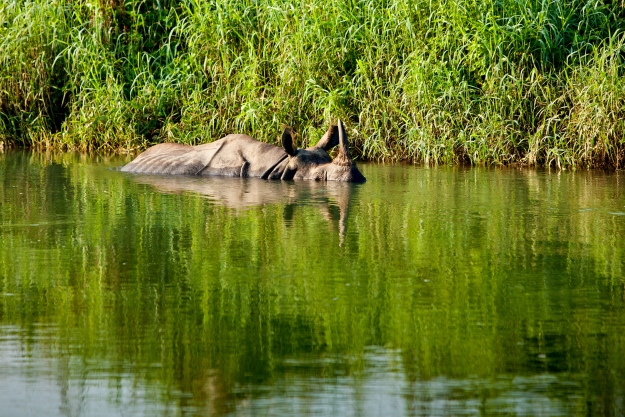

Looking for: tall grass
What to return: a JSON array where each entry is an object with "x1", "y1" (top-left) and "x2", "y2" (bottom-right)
[{"x1": 1, "y1": 0, "x2": 624, "y2": 167}]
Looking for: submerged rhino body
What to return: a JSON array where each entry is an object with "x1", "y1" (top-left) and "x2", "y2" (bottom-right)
[{"x1": 121, "y1": 120, "x2": 365, "y2": 182}]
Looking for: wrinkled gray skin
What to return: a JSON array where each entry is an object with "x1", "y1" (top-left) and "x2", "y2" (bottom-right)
[{"x1": 121, "y1": 120, "x2": 366, "y2": 182}]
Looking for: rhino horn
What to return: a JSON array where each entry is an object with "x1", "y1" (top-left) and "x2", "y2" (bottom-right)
[{"x1": 333, "y1": 120, "x2": 354, "y2": 167}]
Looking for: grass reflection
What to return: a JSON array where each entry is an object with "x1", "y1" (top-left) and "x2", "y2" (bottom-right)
[{"x1": 0, "y1": 151, "x2": 624, "y2": 416}]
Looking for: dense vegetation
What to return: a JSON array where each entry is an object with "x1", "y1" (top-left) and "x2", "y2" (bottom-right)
[{"x1": 1, "y1": 0, "x2": 625, "y2": 167}]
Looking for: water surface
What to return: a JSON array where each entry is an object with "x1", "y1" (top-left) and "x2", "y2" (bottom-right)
[{"x1": 1, "y1": 151, "x2": 624, "y2": 416}]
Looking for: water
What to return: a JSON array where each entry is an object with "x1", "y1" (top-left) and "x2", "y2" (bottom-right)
[{"x1": 1, "y1": 151, "x2": 624, "y2": 416}]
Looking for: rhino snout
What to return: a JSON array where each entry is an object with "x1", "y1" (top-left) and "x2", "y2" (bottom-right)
[
  {"x1": 347, "y1": 166, "x2": 366, "y2": 183},
  {"x1": 326, "y1": 164, "x2": 366, "y2": 182}
]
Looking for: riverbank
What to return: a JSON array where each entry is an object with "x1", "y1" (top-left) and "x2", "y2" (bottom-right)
[{"x1": 1, "y1": 0, "x2": 624, "y2": 168}]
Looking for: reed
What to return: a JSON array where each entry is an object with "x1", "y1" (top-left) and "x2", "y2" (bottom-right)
[{"x1": 1, "y1": 0, "x2": 624, "y2": 167}]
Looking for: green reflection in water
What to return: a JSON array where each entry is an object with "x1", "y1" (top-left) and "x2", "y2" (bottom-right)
[{"x1": 0, "y1": 151, "x2": 624, "y2": 416}]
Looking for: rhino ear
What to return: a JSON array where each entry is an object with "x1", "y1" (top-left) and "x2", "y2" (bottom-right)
[
  {"x1": 315, "y1": 124, "x2": 339, "y2": 151},
  {"x1": 282, "y1": 127, "x2": 296, "y2": 156}
]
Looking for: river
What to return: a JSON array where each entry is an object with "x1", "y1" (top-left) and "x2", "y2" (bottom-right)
[{"x1": 1, "y1": 151, "x2": 624, "y2": 416}]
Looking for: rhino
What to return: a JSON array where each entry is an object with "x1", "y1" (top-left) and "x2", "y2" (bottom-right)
[{"x1": 121, "y1": 120, "x2": 366, "y2": 182}]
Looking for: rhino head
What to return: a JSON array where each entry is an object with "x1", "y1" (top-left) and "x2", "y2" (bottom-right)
[{"x1": 280, "y1": 120, "x2": 366, "y2": 182}]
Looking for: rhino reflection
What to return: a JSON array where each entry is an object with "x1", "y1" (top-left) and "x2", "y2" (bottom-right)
[{"x1": 127, "y1": 174, "x2": 358, "y2": 245}]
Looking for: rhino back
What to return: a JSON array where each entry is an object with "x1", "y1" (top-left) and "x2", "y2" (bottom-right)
[
  {"x1": 121, "y1": 141, "x2": 223, "y2": 175},
  {"x1": 122, "y1": 135, "x2": 287, "y2": 178},
  {"x1": 199, "y1": 135, "x2": 287, "y2": 178}
]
